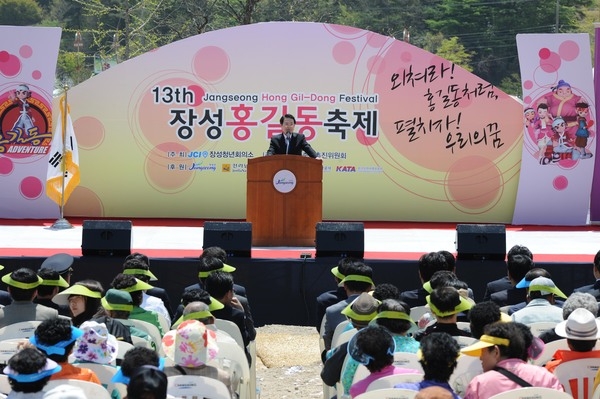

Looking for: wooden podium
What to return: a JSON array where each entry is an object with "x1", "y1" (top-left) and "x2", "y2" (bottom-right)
[{"x1": 246, "y1": 155, "x2": 322, "y2": 247}]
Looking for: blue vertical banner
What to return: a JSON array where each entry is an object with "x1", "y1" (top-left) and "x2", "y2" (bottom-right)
[
  {"x1": 513, "y1": 34, "x2": 596, "y2": 225},
  {"x1": 0, "y1": 26, "x2": 62, "y2": 218}
]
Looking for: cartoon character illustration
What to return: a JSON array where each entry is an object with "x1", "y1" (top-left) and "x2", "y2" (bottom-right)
[
  {"x1": 538, "y1": 79, "x2": 583, "y2": 139},
  {"x1": 9, "y1": 84, "x2": 35, "y2": 135},
  {"x1": 537, "y1": 133, "x2": 553, "y2": 164},
  {"x1": 524, "y1": 107, "x2": 536, "y2": 136},
  {"x1": 534, "y1": 103, "x2": 553, "y2": 136},
  {"x1": 551, "y1": 116, "x2": 573, "y2": 160},
  {"x1": 574, "y1": 102, "x2": 593, "y2": 159}
]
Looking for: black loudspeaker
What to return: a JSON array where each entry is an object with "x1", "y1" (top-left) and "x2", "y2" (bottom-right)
[
  {"x1": 203, "y1": 222, "x2": 252, "y2": 258},
  {"x1": 81, "y1": 220, "x2": 132, "y2": 256},
  {"x1": 315, "y1": 222, "x2": 364, "y2": 258},
  {"x1": 456, "y1": 224, "x2": 506, "y2": 260}
]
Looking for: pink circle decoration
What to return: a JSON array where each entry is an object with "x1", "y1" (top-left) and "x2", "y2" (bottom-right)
[
  {"x1": 539, "y1": 51, "x2": 561, "y2": 73},
  {"x1": 74, "y1": 116, "x2": 105, "y2": 149},
  {"x1": 558, "y1": 40, "x2": 579, "y2": 61},
  {"x1": 0, "y1": 157, "x2": 14, "y2": 175},
  {"x1": 192, "y1": 46, "x2": 230, "y2": 83},
  {"x1": 187, "y1": 85, "x2": 205, "y2": 106},
  {"x1": 552, "y1": 175, "x2": 568, "y2": 190},
  {"x1": 356, "y1": 128, "x2": 378, "y2": 146},
  {"x1": 332, "y1": 41, "x2": 355, "y2": 65},
  {"x1": 136, "y1": 77, "x2": 208, "y2": 149},
  {"x1": 145, "y1": 142, "x2": 194, "y2": 192},
  {"x1": 539, "y1": 48, "x2": 551, "y2": 60},
  {"x1": 19, "y1": 45, "x2": 33, "y2": 58},
  {"x1": 367, "y1": 56, "x2": 386, "y2": 75},
  {"x1": 0, "y1": 51, "x2": 8, "y2": 62},
  {"x1": 523, "y1": 96, "x2": 532, "y2": 105},
  {"x1": 400, "y1": 51, "x2": 412, "y2": 62},
  {"x1": 446, "y1": 156, "x2": 502, "y2": 210},
  {"x1": 366, "y1": 33, "x2": 387, "y2": 48},
  {"x1": 328, "y1": 24, "x2": 363, "y2": 36},
  {"x1": 0, "y1": 52, "x2": 22, "y2": 77},
  {"x1": 64, "y1": 187, "x2": 104, "y2": 216},
  {"x1": 19, "y1": 176, "x2": 43, "y2": 199},
  {"x1": 523, "y1": 80, "x2": 533, "y2": 90},
  {"x1": 32, "y1": 70, "x2": 42, "y2": 80}
]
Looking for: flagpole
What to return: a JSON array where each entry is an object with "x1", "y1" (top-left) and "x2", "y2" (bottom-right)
[{"x1": 51, "y1": 83, "x2": 74, "y2": 230}]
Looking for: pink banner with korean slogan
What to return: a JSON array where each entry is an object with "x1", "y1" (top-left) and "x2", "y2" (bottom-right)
[
  {"x1": 0, "y1": 26, "x2": 62, "y2": 218},
  {"x1": 60, "y1": 22, "x2": 523, "y2": 222},
  {"x1": 513, "y1": 34, "x2": 595, "y2": 225}
]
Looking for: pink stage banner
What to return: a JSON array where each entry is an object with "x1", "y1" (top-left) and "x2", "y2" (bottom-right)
[
  {"x1": 590, "y1": 25, "x2": 600, "y2": 223},
  {"x1": 513, "y1": 34, "x2": 595, "y2": 225},
  {"x1": 61, "y1": 22, "x2": 523, "y2": 222},
  {"x1": 0, "y1": 26, "x2": 62, "y2": 218}
]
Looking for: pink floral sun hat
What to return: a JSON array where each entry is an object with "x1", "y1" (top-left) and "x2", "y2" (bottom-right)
[
  {"x1": 161, "y1": 320, "x2": 219, "y2": 368},
  {"x1": 73, "y1": 321, "x2": 118, "y2": 364}
]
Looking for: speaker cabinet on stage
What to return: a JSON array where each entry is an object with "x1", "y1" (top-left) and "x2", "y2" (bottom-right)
[
  {"x1": 81, "y1": 220, "x2": 132, "y2": 256},
  {"x1": 315, "y1": 222, "x2": 364, "y2": 258},
  {"x1": 456, "y1": 224, "x2": 506, "y2": 260},
  {"x1": 203, "y1": 222, "x2": 252, "y2": 258}
]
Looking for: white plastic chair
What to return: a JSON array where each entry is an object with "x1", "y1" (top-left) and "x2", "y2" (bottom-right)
[
  {"x1": 355, "y1": 387, "x2": 418, "y2": 399},
  {"x1": 118, "y1": 318, "x2": 164, "y2": 355},
  {"x1": 393, "y1": 352, "x2": 423, "y2": 374},
  {"x1": 453, "y1": 335, "x2": 478, "y2": 349},
  {"x1": 156, "y1": 312, "x2": 171, "y2": 335},
  {"x1": 488, "y1": 387, "x2": 576, "y2": 399},
  {"x1": 330, "y1": 320, "x2": 351, "y2": 349},
  {"x1": 366, "y1": 373, "x2": 423, "y2": 391},
  {"x1": 116, "y1": 340, "x2": 135, "y2": 361},
  {"x1": 76, "y1": 363, "x2": 118, "y2": 387},
  {"x1": 167, "y1": 375, "x2": 231, "y2": 399},
  {"x1": 0, "y1": 339, "x2": 27, "y2": 365},
  {"x1": 215, "y1": 318, "x2": 245, "y2": 349},
  {"x1": 44, "y1": 379, "x2": 111, "y2": 399},
  {"x1": 212, "y1": 340, "x2": 250, "y2": 399},
  {"x1": 553, "y1": 358, "x2": 600, "y2": 399},
  {"x1": 533, "y1": 338, "x2": 569, "y2": 366},
  {"x1": 528, "y1": 321, "x2": 558, "y2": 337},
  {"x1": 0, "y1": 321, "x2": 41, "y2": 340},
  {"x1": 449, "y1": 354, "x2": 483, "y2": 397},
  {"x1": 332, "y1": 329, "x2": 357, "y2": 349},
  {"x1": 409, "y1": 305, "x2": 430, "y2": 322},
  {"x1": 0, "y1": 375, "x2": 10, "y2": 395},
  {"x1": 456, "y1": 321, "x2": 472, "y2": 333}
]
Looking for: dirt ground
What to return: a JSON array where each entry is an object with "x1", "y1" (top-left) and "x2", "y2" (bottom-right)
[{"x1": 254, "y1": 325, "x2": 325, "y2": 399}]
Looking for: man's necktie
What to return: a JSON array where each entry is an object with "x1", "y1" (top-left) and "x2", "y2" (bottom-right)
[{"x1": 285, "y1": 134, "x2": 291, "y2": 154}]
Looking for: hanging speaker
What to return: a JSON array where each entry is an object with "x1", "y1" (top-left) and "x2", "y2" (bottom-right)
[
  {"x1": 81, "y1": 220, "x2": 132, "y2": 256},
  {"x1": 456, "y1": 224, "x2": 506, "y2": 260},
  {"x1": 315, "y1": 222, "x2": 364, "y2": 258},
  {"x1": 203, "y1": 222, "x2": 252, "y2": 258}
]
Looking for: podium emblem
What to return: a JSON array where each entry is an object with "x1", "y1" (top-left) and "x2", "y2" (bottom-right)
[{"x1": 273, "y1": 169, "x2": 296, "y2": 193}]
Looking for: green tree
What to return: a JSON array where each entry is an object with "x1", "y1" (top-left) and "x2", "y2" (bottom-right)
[
  {"x1": 0, "y1": 0, "x2": 42, "y2": 25},
  {"x1": 436, "y1": 36, "x2": 473, "y2": 72}
]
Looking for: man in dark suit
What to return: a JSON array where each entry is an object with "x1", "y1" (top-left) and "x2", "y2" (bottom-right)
[
  {"x1": 483, "y1": 245, "x2": 533, "y2": 301},
  {"x1": 266, "y1": 114, "x2": 319, "y2": 157},
  {"x1": 573, "y1": 250, "x2": 600, "y2": 301},
  {"x1": 205, "y1": 270, "x2": 254, "y2": 364},
  {"x1": 400, "y1": 251, "x2": 452, "y2": 309},
  {"x1": 489, "y1": 254, "x2": 533, "y2": 307}
]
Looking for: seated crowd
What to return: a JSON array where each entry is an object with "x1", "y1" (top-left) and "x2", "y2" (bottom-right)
[
  {"x1": 0, "y1": 247, "x2": 253, "y2": 399},
  {"x1": 2, "y1": 244, "x2": 600, "y2": 399},
  {"x1": 319, "y1": 246, "x2": 600, "y2": 398}
]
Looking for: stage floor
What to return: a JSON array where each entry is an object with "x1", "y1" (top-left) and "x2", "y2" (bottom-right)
[{"x1": 1, "y1": 219, "x2": 599, "y2": 263}]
